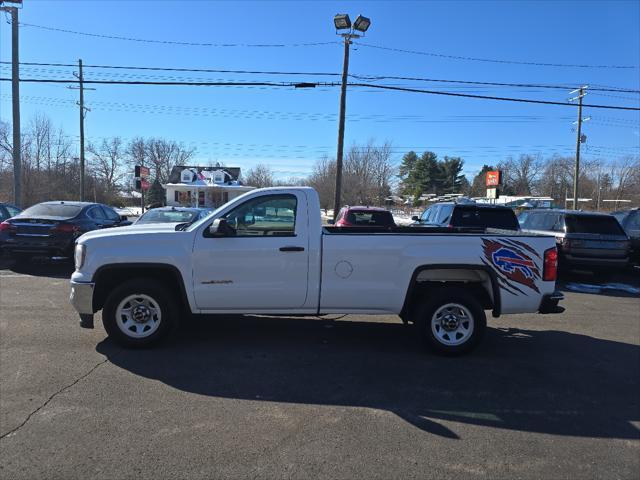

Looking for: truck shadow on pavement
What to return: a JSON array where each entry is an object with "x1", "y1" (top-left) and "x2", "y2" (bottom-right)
[{"x1": 97, "y1": 316, "x2": 640, "y2": 440}]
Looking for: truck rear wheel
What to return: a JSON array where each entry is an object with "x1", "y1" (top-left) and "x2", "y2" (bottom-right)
[
  {"x1": 414, "y1": 287, "x2": 486, "y2": 355},
  {"x1": 102, "y1": 278, "x2": 178, "y2": 348}
]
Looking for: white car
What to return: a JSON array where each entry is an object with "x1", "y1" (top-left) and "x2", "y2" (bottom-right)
[{"x1": 70, "y1": 187, "x2": 563, "y2": 355}]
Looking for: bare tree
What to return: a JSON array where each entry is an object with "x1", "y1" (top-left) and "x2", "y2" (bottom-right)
[
  {"x1": 145, "y1": 138, "x2": 195, "y2": 184},
  {"x1": 243, "y1": 164, "x2": 274, "y2": 188},
  {"x1": 609, "y1": 156, "x2": 640, "y2": 202},
  {"x1": 343, "y1": 141, "x2": 394, "y2": 205},
  {"x1": 498, "y1": 154, "x2": 543, "y2": 196},
  {"x1": 0, "y1": 121, "x2": 12, "y2": 170},
  {"x1": 307, "y1": 156, "x2": 336, "y2": 210},
  {"x1": 29, "y1": 114, "x2": 52, "y2": 172},
  {"x1": 88, "y1": 137, "x2": 126, "y2": 195},
  {"x1": 274, "y1": 176, "x2": 307, "y2": 187}
]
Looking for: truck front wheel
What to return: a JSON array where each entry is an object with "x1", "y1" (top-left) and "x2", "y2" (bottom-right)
[
  {"x1": 102, "y1": 278, "x2": 178, "y2": 348},
  {"x1": 414, "y1": 287, "x2": 486, "y2": 355}
]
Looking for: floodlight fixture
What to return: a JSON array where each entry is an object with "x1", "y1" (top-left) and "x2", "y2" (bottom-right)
[
  {"x1": 334, "y1": 14, "x2": 351, "y2": 30},
  {"x1": 353, "y1": 15, "x2": 371, "y2": 33}
]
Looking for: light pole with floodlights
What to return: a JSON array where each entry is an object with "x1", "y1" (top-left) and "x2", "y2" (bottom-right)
[{"x1": 332, "y1": 13, "x2": 371, "y2": 220}]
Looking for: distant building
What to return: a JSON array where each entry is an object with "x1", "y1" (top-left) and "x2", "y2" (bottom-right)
[
  {"x1": 164, "y1": 165, "x2": 254, "y2": 208},
  {"x1": 474, "y1": 195, "x2": 554, "y2": 208}
]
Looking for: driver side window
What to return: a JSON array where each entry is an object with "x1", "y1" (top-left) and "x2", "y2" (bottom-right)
[{"x1": 223, "y1": 194, "x2": 297, "y2": 237}]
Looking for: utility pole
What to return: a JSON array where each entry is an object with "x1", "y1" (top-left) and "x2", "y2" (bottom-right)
[
  {"x1": 0, "y1": 1, "x2": 22, "y2": 207},
  {"x1": 331, "y1": 14, "x2": 371, "y2": 220},
  {"x1": 333, "y1": 36, "x2": 351, "y2": 220},
  {"x1": 69, "y1": 59, "x2": 94, "y2": 201},
  {"x1": 596, "y1": 172, "x2": 601, "y2": 211},
  {"x1": 569, "y1": 86, "x2": 588, "y2": 210}
]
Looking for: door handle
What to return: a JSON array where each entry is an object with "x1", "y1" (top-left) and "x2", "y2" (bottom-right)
[{"x1": 279, "y1": 246, "x2": 305, "y2": 252}]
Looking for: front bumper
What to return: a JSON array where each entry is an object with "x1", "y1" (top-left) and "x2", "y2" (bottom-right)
[
  {"x1": 70, "y1": 280, "x2": 95, "y2": 328},
  {"x1": 538, "y1": 290, "x2": 565, "y2": 314}
]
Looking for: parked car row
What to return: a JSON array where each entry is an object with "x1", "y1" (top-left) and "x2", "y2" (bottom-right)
[
  {"x1": 329, "y1": 201, "x2": 636, "y2": 273},
  {"x1": 0, "y1": 201, "x2": 131, "y2": 263},
  {"x1": 519, "y1": 209, "x2": 631, "y2": 271},
  {"x1": 0, "y1": 201, "x2": 213, "y2": 263},
  {"x1": 1, "y1": 197, "x2": 638, "y2": 273}
]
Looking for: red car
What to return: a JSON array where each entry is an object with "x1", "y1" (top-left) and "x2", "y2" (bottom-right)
[{"x1": 332, "y1": 206, "x2": 396, "y2": 227}]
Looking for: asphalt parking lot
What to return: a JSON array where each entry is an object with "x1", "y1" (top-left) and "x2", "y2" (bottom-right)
[{"x1": 1, "y1": 260, "x2": 639, "y2": 479}]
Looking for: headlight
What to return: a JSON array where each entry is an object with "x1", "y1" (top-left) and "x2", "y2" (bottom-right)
[{"x1": 74, "y1": 244, "x2": 86, "y2": 270}]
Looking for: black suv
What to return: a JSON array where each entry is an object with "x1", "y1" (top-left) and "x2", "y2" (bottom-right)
[
  {"x1": 520, "y1": 209, "x2": 630, "y2": 270},
  {"x1": 0, "y1": 201, "x2": 131, "y2": 262},
  {"x1": 412, "y1": 202, "x2": 520, "y2": 231},
  {"x1": 612, "y1": 208, "x2": 640, "y2": 263}
]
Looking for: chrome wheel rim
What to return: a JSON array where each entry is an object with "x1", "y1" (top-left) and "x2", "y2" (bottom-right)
[
  {"x1": 431, "y1": 303, "x2": 474, "y2": 346},
  {"x1": 115, "y1": 294, "x2": 162, "y2": 339}
]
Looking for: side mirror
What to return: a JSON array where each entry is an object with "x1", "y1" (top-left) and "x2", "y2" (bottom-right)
[
  {"x1": 208, "y1": 218, "x2": 236, "y2": 237},
  {"x1": 411, "y1": 216, "x2": 419, "y2": 221},
  {"x1": 120, "y1": 215, "x2": 128, "y2": 221},
  {"x1": 327, "y1": 219, "x2": 335, "y2": 225}
]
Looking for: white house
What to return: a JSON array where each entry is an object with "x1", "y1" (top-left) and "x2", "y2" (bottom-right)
[{"x1": 164, "y1": 165, "x2": 254, "y2": 208}]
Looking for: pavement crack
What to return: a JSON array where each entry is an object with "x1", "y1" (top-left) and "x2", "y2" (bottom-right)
[{"x1": 0, "y1": 357, "x2": 110, "y2": 440}]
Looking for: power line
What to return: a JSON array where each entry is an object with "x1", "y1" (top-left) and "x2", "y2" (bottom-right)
[
  {"x1": 347, "y1": 83, "x2": 640, "y2": 111},
  {"x1": 349, "y1": 74, "x2": 640, "y2": 94},
  {"x1": 3, "y1": 76, "x2": 639, "y2": 110},
  {"x1": 3, "y1": 61, "x2": 639, "y2": 93},
  {"x1": 0, "y1": 61, "x2": 341, "y2": 77},
  {"x1": 14, "y1": 21, "x2": 339, "y2": 48},
  {"x1": 1, "y1": 93, "x2": 582, "y2": 124},
  {"x1": 588, "y1": 92, "x2": 640, "y2": 101},
  {"x1": 353, "y1": 41, "x2": 639, "y2": 70},
  {"x1": 10, "y1": 19, "x2": 637, "y2": 70},
  {"x1": 0, "y1": 77, "x2": 332, "y2": 87}
]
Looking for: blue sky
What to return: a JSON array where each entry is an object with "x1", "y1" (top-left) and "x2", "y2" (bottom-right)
[{"x1": 1, "y1": 0, "x2": 639, "y2": 180}]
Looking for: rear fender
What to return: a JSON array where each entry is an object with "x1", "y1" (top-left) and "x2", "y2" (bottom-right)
[{"x1": 401, "y1": 264, "x2": 501, "y2": 320}]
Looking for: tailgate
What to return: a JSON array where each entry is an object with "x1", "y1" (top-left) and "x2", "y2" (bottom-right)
[{"x1": 566, "y1": 234, "x2": 628, "y2": 258}]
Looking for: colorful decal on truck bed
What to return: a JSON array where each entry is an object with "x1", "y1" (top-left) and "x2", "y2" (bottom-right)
[{"x1": 481, "y1": 238, "x2": 541, "y2": 294}]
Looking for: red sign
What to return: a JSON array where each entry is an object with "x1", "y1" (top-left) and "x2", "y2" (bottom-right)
[
  {"x1": 486, "y1": 170, "x2": 501, "y2": 187},
  {"x1": 135, "y1": 178, "x2": 151, "y2": 191},
  {"x1": 135, "y1": 165, "x2": 150, "y2": 179}
]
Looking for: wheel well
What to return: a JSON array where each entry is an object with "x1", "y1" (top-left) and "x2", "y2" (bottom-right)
[
  {"x1": 401, "y1": 267, "x2": 498, "y2": 322},
  {"x1": 92, "y1": 264, "x2": 189, "y2": 313}
]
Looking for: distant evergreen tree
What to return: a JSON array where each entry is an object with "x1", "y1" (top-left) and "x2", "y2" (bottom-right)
[
  {"x1": 146, "y1": 178, "x2": 165, "y2": 207},
  {"x1": 398, "y1": 151, "x2": 439, "y2": 200},
  {"x1": 436, "y1": 156, "x2": 465, "y2": 195}
]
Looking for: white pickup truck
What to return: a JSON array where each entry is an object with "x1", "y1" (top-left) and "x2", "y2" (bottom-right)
[{"x1": 70, "y1": 187, "x2": 563, "y2": 354}]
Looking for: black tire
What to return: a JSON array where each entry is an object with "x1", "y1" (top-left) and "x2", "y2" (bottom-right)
[
  {"x1": 413, "y1": 287, "x2": 486, "y2": 355},
  {"x1": 102, "y1": 278, "x2": 179, "y2": 348}
]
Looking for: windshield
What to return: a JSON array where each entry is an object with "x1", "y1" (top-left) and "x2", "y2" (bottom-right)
[
  {"x1": 348, "y1": 210, "x2": 395, "y2": 226},
  {"x1": 137, "y1": 209, "x2": 199, "y2": 224},
  {"x1": 452, "y1": 207, "x2": 519, "y2": 230},
  {"x1": 565, "y1": 215, "x2": 626, "y2": 235},
  {"x1": 185, "y1": 204, "x2": 226, "y2": 231},
  {"x1": 20, "y1": 203, "x2": 83, "y2": 218}
]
